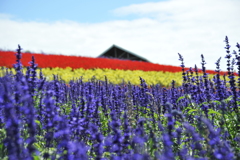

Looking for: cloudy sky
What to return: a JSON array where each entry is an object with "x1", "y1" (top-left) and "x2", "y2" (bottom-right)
[{"x1": 0, "y1": 0, "x2": 239, "y2": 70}]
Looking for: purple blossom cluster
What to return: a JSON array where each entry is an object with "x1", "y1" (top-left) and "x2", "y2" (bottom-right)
[{"x1": 0, "y1": 37, "x2": 240, "y2": 159}]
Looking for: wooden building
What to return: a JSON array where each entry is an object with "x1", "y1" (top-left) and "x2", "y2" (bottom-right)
[{"x1": 98, "y1": 45, "x2": 150, "y2": 62}]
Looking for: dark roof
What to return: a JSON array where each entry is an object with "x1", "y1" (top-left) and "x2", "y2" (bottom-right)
[{"x1": 98, "y1": 44, "x2": 150, "y2": 62}]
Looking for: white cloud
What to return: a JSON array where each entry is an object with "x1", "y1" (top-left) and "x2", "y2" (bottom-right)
[{"x1": 0, "y1": 0, "x2": 239, "y2": 71}]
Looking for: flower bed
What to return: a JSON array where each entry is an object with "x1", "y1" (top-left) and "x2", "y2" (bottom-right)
[{"x1": 0, "y1": 41, "x2": 240, "y2": 159}]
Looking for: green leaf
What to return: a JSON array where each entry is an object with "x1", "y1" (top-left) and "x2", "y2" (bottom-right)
[
  {"x1": 175, "y1": 121, "x2": 182, "y2": 126},
  {"x1": 33, "y1": 143, "x2": 42, "y2": 151},
  {"x1": 225, "y1": 96, "x2": 232, "y2": 102},
  {"x1": 176, "y1": 96, "x2": 185, "y2": 103},
  {"x1": 183, "y1": 107, "x2": 192, "y2": 112},
  {"x1": 35, "y1": 120, "x2": 42, "y2": 129},
  {"x1": 103, "y1": 152, "x2": 111, "y2": 158},
  {"x1": 208, "y1": 109, "x2": 221, "y2": 116},
  {"x1": 184, "y1": 94, "x2": 191, "y2": 99},
  {"x1": 33, "y1": 155, "x2": 41, "y2": 160},
  {"x1": 35, "y1": 120, "x2": 41, "y2": 125},
  {"x1": 187, "y1": 109, "x2": 197, "y2": 114},
  {"x1": 211, "y1": 100, "x2": 221, "y2": 105},
  {"x1": 189, "y1": 102, "x2": 196, "y2": 108}
]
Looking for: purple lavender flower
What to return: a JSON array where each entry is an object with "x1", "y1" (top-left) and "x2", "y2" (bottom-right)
[
  {"x1": 2, "y1": 81, "x2": 27, "y2": 160},
  {"x1": 27, "y1": 56, "x2": 38, "y2": 96},
  {"x1": 199, "y1": 117, "x2": 234, "y2": 160},
  {"x1": 223, "y1": 37, "x2": 239, "y2": 118},
  {"x1": 13, "y1": 45, "x2": 23, "y2": 73},
  {"x1": 224, "y1": 36, "x2": 231, "y2": 52},
  {"x1": 122, "y1": 112, "x2": 131, "y2": 152},
  {"x1": 201, "y1": 54, "x2": 211, "y2": 104},
  {"x1": 54, "y1": 115, "x2": 73, "y2": 160},
  {"x1": 183, "y1": 122, "x2": 205, "y2": 158},
  {"x1": 160, "y1": 133, "x2": 174, "y2": 160},
  {"x1": 214, "y1": 57, "x2": 226, "y2": 101},
  {"x1": 42, "y1": 91, "x2": 59, "y2": 159},
  {"x1": 178, "y1": 53, "x2": 187, "y2": 84},
  {"x1": 131, "y1": 118, "x2": 147, "y2": 155},
  {"x1": 67, "y1": 142, "x2": 89, "y2": 160},
  {"x1": 86, "y1": 123, "x2": 104, "y2": 159}
]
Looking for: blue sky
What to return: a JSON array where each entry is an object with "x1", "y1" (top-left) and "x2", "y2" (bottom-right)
[
  {"x1": 0, "y1": 0, "x2": 240, "y2": 70},
  {"x1": 0, "y1": 0, "x2": 162, "y2": 23}
]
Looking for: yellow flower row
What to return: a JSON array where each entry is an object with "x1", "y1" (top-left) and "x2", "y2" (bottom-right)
[
  {"x1": 42, "y1": 67, "x2": 185, "y2": 86},
  {"x1": 0, "y1": 67, "x2": 223, "y2": 86}
]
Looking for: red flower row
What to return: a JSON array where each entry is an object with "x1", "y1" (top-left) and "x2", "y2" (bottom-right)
[{"x1": 0, "y1": 50, "x2": 230, "y2": 75}]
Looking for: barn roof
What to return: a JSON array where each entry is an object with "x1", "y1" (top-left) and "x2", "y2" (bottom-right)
[{"x1": 98, "y1": 44, "x2": 150, "y2": 62}]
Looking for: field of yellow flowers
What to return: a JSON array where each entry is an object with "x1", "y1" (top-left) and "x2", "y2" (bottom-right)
[{"x1": 0, "y1": 50, "x2": 225, "y2": 86}]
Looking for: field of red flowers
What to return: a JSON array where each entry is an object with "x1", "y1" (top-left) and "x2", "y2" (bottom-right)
[{"x1": 0, "y1": 50, "x2": 228, "y2": 75}]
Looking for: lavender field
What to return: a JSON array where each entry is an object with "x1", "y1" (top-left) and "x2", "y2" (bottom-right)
[{"x1": 0, "y1": 36, "x2": 240, "y2": 160}]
